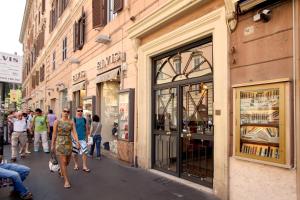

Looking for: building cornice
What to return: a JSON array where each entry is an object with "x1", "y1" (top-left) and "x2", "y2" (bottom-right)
[
  {"x1": 128, "y1": 0, "x2": 210, "y2": 39},
  {"x1": 19, "y1": 0, "x2": 33, "y2": 43}
]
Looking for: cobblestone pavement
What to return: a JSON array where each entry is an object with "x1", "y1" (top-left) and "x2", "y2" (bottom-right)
[{"x1": 0, "y1": 145, "x2": 218, "y2": 200}]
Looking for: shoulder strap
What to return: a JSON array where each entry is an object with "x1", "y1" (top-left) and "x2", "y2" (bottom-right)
[
  {"x1": 73, "y1": 117, "x2": 76, "y2": 124},
  {"x1": 84, "y1": 118, "x2": 86, "y2": 125}
]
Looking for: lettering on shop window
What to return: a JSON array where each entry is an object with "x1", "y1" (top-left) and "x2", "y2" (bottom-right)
[{"x1": 97, "y1": 52, "x2": 126, "y2": 71}]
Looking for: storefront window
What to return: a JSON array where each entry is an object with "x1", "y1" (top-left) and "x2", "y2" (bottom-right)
[
  {"x1": 80, "y1": 90, "x2": 86, "y2": 106},
  {"x1": 83, "y1": 98, "x2": 92, "y2": 117},
  {"x1": 60, "y1": 89, "x2": 68, "y2": 111},
  {"x1": 100, "y1": 81, "x2": 119, "y2": 152}
]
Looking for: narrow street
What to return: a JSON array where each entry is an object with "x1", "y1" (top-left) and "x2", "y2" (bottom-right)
[{"x1": 0, "y1": 145, "x2": 218, "y2": 200}]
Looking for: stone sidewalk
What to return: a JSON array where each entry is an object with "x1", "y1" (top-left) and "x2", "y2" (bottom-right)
[{"x1": 0, "y1": 145, "x2": 219, "y2": 200}]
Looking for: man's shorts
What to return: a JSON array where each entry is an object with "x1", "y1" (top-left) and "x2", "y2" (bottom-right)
[{"x1": 72, "y1": 139, "x2": 88, "y2": 155}]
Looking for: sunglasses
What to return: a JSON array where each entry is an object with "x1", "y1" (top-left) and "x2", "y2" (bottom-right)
[
  {"x1": 77, "y1": 110, "x2": 83, "y2": 112},
  {"x1": 63, "y1": 110, "x2": 70, "y2": 113}
]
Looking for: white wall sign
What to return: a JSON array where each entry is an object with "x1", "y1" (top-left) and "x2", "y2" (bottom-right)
[{"x1": 0, "y1": 52, "x2": 23, "y2": 84}]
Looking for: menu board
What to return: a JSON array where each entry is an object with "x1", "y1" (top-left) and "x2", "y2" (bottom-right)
[{"x1": 234, "y1": 82, "x2": 287, "y2": 164}]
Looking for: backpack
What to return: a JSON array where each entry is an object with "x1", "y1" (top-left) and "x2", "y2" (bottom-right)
[{"x1": 73, "y1": 117, "x2": 86, "y2": 126}]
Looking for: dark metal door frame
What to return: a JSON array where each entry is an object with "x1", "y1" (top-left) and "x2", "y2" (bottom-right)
[{"x1": 150, "y1": 36, "x2": 214, "y2": 187}]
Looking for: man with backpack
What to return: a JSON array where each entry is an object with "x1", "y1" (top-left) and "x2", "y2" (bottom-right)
[
  {"x1": 31, "y1": 108, "x2": 50, "y2": 153},
  {"x1": 72, "y1": 107, "x2": 90, "y2": 172}
]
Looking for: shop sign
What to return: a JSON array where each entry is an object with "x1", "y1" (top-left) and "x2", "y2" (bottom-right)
[
  {"x1": 97, "y1": 51, "x2": 126, "y2": 72},
  {"x1": 73, "y1": 71, "x2": 86, "y2": 84},
  {"x1": 0, "y1": 52, "x2": 22, "y2": 84}
]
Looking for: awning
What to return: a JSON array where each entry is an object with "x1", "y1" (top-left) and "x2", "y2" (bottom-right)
[
  {"x1": 72, "y1": 81, "x2": 86, "y2": 92},
  {"x1": 96, "y1": 67, "x2": 120, "y2": 83}
]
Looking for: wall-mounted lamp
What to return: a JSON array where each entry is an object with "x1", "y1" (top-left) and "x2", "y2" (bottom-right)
[
  {"x1": 70, "y1": 58, "x2": 80, "y2": 64},
  {"x1": 95, "y1": 35, "x2": 111, "y2": 44}
]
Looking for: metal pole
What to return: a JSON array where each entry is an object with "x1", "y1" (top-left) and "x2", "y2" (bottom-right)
[{"x1": 0, "y1": 82, "x2": 5, "y2": 156}]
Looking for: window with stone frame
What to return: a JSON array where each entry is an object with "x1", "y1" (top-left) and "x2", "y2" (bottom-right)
[
  {"x1": 36, "y1": 71, "x2": 39, "y2": 86},
  {"x1": 49, "y1": 0, "x2": 69, "y2": 32},
  {"x1": 92, "y1": 0, "x2": 123, "y2": 29}
]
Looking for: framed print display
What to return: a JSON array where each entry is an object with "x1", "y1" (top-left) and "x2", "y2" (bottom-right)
[
  {"x1": 233, "y1": 81, "x2": 291, "y2": 166},
  {"x1": 118, "y1": 89, "x2": 135, "y2": 142}
]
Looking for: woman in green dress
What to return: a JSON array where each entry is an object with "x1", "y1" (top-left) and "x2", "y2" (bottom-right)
[{"x1": 51, "y1": 108, "x2": 79, "y2": 188}]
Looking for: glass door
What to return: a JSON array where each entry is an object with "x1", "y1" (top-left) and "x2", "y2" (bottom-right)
[
  {"x1": 153, "y1": 88, "x2": 178, "y2": 174},
  {"x1": 180, "y1": 82, "x2": 214, "y2": 187}
]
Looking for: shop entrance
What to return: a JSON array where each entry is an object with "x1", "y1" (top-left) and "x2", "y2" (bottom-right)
[{"x1": 152, "y1": 37, "x2": 214, "y2": 187}]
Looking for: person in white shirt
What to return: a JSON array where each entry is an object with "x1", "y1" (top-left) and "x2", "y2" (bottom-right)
[{"x1": 9, "y1": 112, "x2": 28, "y2": 162}]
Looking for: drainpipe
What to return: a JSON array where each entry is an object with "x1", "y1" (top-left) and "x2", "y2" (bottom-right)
[
  {"x1": 293, "y1": 0, "x2": 300, "y2": 199},
  {"x1": 0, "y1": 82, "x2": 5, "y2": 157}
]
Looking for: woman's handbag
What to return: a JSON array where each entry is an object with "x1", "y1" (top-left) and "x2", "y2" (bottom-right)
[
  {"x1": 49, "y1": 151, "x2": 60, "y2": 172},
  {"x1": 87, "y1": 136, "x2": 93, "y2": 145}
]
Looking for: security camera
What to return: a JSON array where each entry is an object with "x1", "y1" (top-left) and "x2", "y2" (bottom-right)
[
  {"x1": 260, "y1": 9, "x2": 271, "y2": 22},
  {"x1": 262, "y1": 9, "x2": 271, "y2": 15}
]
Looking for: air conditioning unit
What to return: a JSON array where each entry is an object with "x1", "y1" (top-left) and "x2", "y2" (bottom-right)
[{"x1": 239, "y1": 0, "x2": 267, "y2": 13}]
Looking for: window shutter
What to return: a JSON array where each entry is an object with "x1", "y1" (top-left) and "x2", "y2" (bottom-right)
[
  {"x1": 42, "y1": 0, "x2": 45, "y2": 14},
  {"x1": 100, "y1": 0, "x2": 107, "y2": 26},
  {"x1": 78, "y1": 13, "x2": 86, "y2": 50},
  {"x1": 49, "y1": 10, "x2": 52, "y2": 32},
  {"x1": 73, "y1": 22, "x2": 78, "y2": 51},
  {"x1": 113, "y1": 0, "x2": 123, "y2": 13},
  {"x1": 92, "y1": 0, "x2": 101, "y2": 28},
  {"x1": 59, "y1": 0, "x2": 63, "y2": 16}
]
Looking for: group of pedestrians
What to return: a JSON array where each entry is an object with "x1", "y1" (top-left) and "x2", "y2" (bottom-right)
[
  {"x1": 0, "y1": 106, "x2": 103, "y2": 199},
  {"x1": 7, "y1": 108, "x2": 53, "y2": 162}
]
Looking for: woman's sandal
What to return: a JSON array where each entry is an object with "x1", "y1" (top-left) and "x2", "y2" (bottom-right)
[
  {"x1": 73, "y1": 166, "x2": 79, "y2": 171},
  {"x1": 82, "y1": 168, "x2": 91, "y2": 173},
  {"x1": 64, "y1": 183, "x2": 71, "y2": 189}
]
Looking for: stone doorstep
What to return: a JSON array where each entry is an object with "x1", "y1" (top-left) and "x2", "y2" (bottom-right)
[{"x1": 149, "y1": 169, "x2": 215, "y2": 196}]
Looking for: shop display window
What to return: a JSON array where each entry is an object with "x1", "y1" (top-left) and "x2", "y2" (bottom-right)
[
  {"x1": 234, "y1": 82, "x2": 291, "y2": 165},
  {"x1": 118, "y1": 89, "x2": 134, "y2": 142}
]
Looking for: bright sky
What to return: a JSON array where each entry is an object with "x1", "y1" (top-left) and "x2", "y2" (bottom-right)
[{"x1": 0, "y1": 0, "x2": 26, "y2": 56}]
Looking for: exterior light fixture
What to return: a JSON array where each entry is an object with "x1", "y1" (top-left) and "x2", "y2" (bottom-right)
[
  {"x1": 70, "y1": 58, "x2": 80, "y2": 64},
  {"x1": 192, "y1": 50, "x2": 203, "y2": 70},
  {"x1": 173, "y1": 53, "x2": 181, "y2": 74},
  {"x1": 95, "y1": 35, "x2": 111, "y2": 44}
]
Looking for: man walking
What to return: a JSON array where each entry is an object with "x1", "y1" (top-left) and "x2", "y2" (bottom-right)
[
  {"x1": 9, "y1": 112, "x2": 28, "y2": 162},
  {"x1": 72, "y1": 107, "x2": 90, "y2": 172},
  {"x1": 31, "y1": 108, "x2": 50, "y2": 153}
]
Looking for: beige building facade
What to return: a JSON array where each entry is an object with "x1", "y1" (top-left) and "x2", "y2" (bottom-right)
[{"x1": 20, "y1": 0, "x2": 300, "y2": 200}]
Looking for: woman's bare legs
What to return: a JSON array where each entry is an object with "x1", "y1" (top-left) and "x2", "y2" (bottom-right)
[{"x1": 59, "y1": 155, "x2": 71, "y2": 188}]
